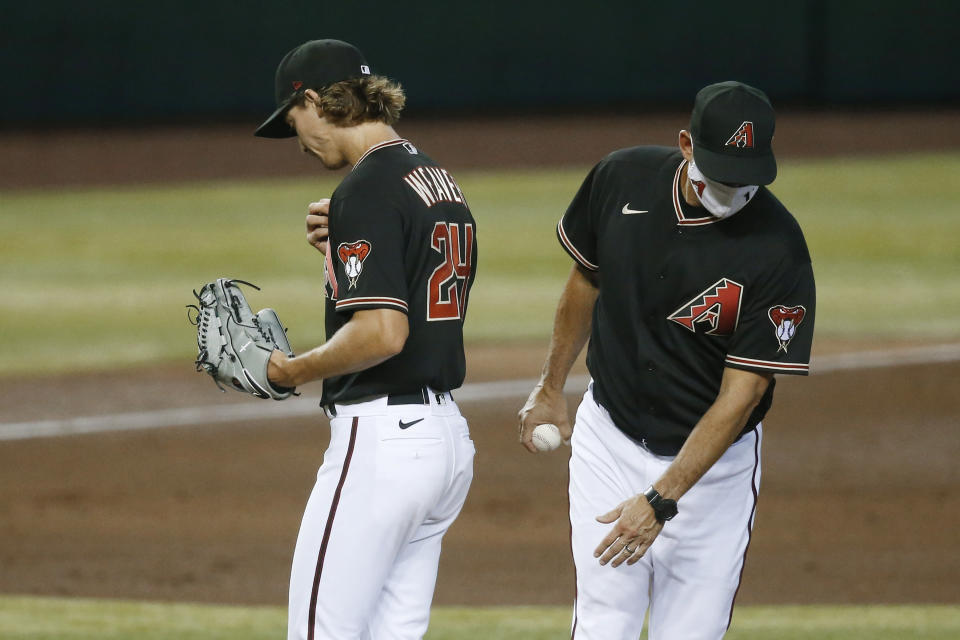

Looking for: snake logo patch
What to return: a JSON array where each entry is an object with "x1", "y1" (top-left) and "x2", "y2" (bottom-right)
[
  {"x1": 690, "y1": 177, "x2": 706, "y2": 198},
  {"x1": 768, "y1": 305, "x2": 806, "y2": 353},
  {"x1": 725, "y1": 121, "x2": 755, "y2": 149},
  {"x1": 337, "y1": 240, "x2": 372, "y2": 289},
  {"x1": 668, "y1": 278, "x2": 744, "y2": 335}
]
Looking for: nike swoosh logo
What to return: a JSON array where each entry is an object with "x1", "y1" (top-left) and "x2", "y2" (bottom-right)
[
  {"x1": 398, "y1": 418, "x2": 425, "y2": 430},
  {"x1": 622, "y1": 204, "x2": 649, "y2": 215}
]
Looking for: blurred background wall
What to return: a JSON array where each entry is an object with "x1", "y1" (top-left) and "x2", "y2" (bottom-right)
[{"x1": 2, "y1": 0, "x2": 957, "y2": 128}]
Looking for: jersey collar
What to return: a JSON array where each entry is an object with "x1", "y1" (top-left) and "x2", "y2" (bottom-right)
[
  {"x1": 672, "y1": 159, "x2": 720, "y2": 227},
  {"x1": 353, "y1": 138, "x2": 410, "y2": 170}
]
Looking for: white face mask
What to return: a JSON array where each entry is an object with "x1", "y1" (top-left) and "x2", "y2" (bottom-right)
[{"x1": 687, "y1": 157, "x2": 759, "y2": 219}]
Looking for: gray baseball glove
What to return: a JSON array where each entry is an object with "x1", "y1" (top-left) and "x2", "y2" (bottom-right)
[{"x1": 187, "y1": 278, "x2": 296, "y2": 400}]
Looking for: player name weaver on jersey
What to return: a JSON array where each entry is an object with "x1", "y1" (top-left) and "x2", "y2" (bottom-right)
[{"x1": 403, "y1": 165, "x2": 468, "y2": 207}]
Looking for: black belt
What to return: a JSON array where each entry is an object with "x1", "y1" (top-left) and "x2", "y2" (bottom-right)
[
  {"x1": 325, "y1": 388, "x2": 452, "y2": 417},
  {"x1": 387, "y1": 388, "x2": 430, "y2": 405}
]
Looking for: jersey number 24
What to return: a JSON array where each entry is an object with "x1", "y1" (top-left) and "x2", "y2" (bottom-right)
[{"x1": 428, "y1": 222, "x2": 474, "y2": 321}]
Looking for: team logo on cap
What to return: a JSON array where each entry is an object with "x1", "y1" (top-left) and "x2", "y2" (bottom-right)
[
  {"x1": 768, "y1": 305, "x2": 806, "y2": 352},
  {"x1": 725, "y1": 121, "x2": 755, "y2": 149},
  {"x1": 337, "y1": 240, "x2": 372, "y2": 289},
  {"x1": 292, "y1": 81, "x2": 304, "y2": 90},
  {"x1": 668, "y1": 278, "x2": 744, "y2": 335}
]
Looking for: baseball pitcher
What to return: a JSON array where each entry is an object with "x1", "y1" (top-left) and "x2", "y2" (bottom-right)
[{"x1": 254, "y1": 39, "x2": 478, "y2": 640}]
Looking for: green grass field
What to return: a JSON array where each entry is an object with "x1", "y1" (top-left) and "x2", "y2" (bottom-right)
[
  {"x1": 0, "y1": 597, "x2": 958, "y2": 639},
  {"x1": 1, "y1": 152, "x2": 958, "y2": 375}
]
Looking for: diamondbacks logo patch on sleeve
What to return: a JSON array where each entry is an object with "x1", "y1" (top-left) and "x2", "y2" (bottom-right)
[
  {"x1": 337, "y1": 240, "x2": 372, "y2": 289},
  {"x1": 668, "y1": 278, "x2": 744, "y2": 335},
  {"x1": 768, "y1": 305, "x2": 806, "y2": 352}
]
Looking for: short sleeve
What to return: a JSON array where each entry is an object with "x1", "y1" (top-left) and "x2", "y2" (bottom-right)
[
  {"x1": 329, "y1": 192, "x2": 409, "y2": 315},
  {"x1": 725, "y1": 260, "x2": 816, "y2": 375},
  {"x1": 557, "y1": 164, "x2": 600, "y2": 271}
]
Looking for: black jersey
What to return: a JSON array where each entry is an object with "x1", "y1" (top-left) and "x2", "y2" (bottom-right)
[
  {"x1": 320, "y1": 139, "x2": 477, "y2": 405},
  {"x1": 559, "y1": 146, "x2": 815, "y2": 455}
]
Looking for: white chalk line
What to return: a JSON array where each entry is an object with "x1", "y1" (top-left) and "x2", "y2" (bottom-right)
[{"x1": 2, "y1": 343, "x2": 959, "y2": 442}]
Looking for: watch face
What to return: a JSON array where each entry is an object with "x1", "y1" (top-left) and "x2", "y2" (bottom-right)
[
  {"x1": 645, "y1": 488, "x2": 679, "y2": 522},
  {"x1": 659, "y1": 499, "x2": 678, "y2": 521}
]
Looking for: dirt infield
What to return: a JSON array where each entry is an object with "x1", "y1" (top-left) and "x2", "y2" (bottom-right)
[
  {"x1": 0, "y1": 340, "x2": 958, "y2": 607},
  {"x1": 3, "y1": 109, "x2": 960, "y2": 189}
]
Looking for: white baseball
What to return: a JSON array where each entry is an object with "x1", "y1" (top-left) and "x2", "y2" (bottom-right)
[{"x1": 532, "y1": 423, "x2": 563, "y2": 452}]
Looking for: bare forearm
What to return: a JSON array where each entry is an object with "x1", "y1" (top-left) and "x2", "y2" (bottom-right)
[
  {"x1": 281, "y1": 326, "x2": 395, "y2": 385},
  {"x1": 540, "y1": 265, "x2": 598, "y2": 391},
  {"x1": 518, "y1": 264, "x2": 599, "y2": 449},
  {"x1": 270, "y1": 309, "x2": 408, "y2": 387},
  {"x1": 654, "y1": 369, "x2": 772, "y2": 500}
]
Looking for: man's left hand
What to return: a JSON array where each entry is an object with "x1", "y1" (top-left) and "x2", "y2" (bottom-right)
[{"x1": 594, "y1": 494, "x2": 663, "y2": 567}]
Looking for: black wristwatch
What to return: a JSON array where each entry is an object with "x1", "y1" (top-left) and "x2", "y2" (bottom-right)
[{"x1": 644, "y1": 486, "x2": 678, "y2": 523}]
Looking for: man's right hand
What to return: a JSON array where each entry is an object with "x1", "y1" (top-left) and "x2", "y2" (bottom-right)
[
  {"x1": 306, "y1": 199, "x2": 330, "y2": 254},
  {"x1": 518, "y1": 383, "x2": 572, "y2": 454}
]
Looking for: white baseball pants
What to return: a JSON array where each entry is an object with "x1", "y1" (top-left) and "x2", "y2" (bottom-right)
[
  {"x1": 569, "y1": 383, "x2": 761, "y2": 640},
  {"x1": 287, "y1": 391, "x2": 474, "y2": 640}
]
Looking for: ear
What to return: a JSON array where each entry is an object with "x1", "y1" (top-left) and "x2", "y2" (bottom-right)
[
  {"x1": 678, "y1": 130, "x2": 694, "y2": 162},
  {"x1": 303, "y1": 89, "x2": 322, "y2": 114}
]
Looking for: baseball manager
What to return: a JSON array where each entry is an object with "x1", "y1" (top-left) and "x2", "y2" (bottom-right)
[{"x1": 519, "y1": 81, "x2": 816, "y2": 639}]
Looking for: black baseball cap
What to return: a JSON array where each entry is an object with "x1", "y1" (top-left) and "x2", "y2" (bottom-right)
[
  {"x1": 689, "y1": 81, "x2": 777, "y2": 185},
  {"x1": 254, "y1": 39, "x2": 371, "y2": 138}
]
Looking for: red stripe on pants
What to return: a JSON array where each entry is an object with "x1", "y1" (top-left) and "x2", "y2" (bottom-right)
[{"x1": 307, "y1": 417, "x2": 359, "y2": 640}]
